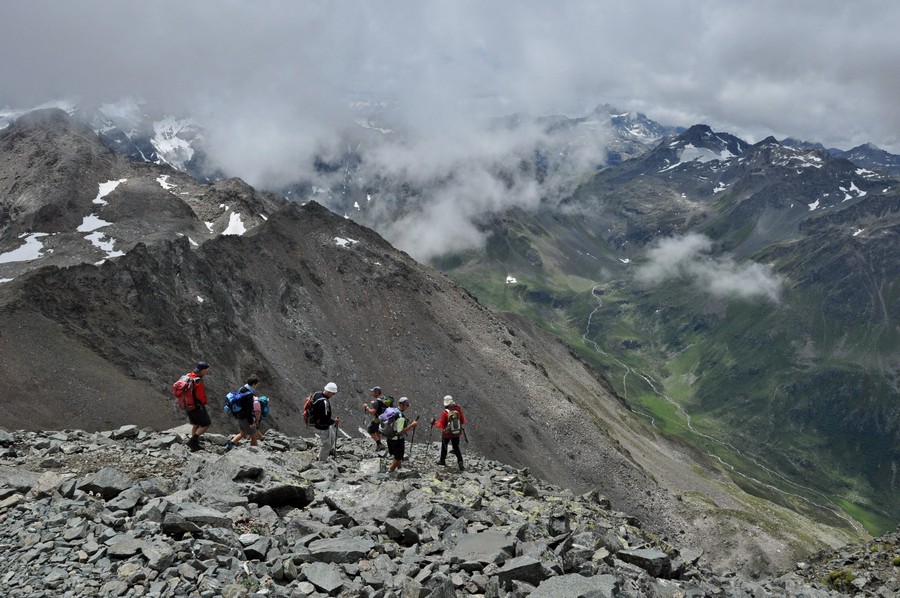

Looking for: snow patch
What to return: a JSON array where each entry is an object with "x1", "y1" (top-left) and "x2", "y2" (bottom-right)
[
  {"x1": 620, "y1": 258, "x2": 631, "y2": 264},
  {"x1": 334, "y1": 237, "x2": 359, "y2": 248},
  {"x1": 85, "y1": 231, "x2": 124, "y2": 259},
  {"x1": 0, "y1": 278, "x2": 13, "y2": 284},
  {"x1": 807, "y1": 199, "x2": 820, "y2": 211},
  {"x1": 713, "y1": 182, "x2": 727, "y2": 194},
  {"x1": 222, "y1": 212, "x2": 246, "y2": 236},
  {"x1": 94, "y1": 179, "x2": 127, "y2": 205},
  {"x1": 0, "y1": 233, "x2": 50, "y2": 263},
  {"x1": 151, "y1": 116, "x2": 196, "y2": 170},
  {"x1": 853, "y1": 228, "x2": 865, "y2": 237},
  {"x1": 506, "y1": 275, "x2": 518, "y2": 284},
  {"x1": 197, "y1": 295, "x2": 205, "y2": 304},
  {"x1": 77, "y1": 214, "x2": 113, "y2": 232},
  {"x1": 659, "y1": 144, "x2": 734, "y2": 172},
  {"x1": 157, "y1": 175, "x2": 176, "y2": 190}
]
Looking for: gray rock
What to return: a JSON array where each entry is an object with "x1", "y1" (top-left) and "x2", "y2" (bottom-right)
[
  {"x1": 324, "y1": 481, "x2": 410, "y2": 524},
  {"x1": 76, "y1": 467, "x2": 134, "y2": 499},
  {"x1": 111, "y1": 425, "x2": 140, "y2": 440},
  {"x1": 27, "y1": 470, "x2": 72, "y2": 498},
  {"x1": 0, "y1": 465, "x2": 41, "y2": 492},
  {"x1": 450, "y1": 530, "x2": 516, "y2": 565},
  {"x1": 496, "y1": 556, "x2": 552, "y2": 587},
  {"x1": 308, "y1": 536, "x2": 375, "y2": 563},
  {"x1": 106, "y1": 485, "x2": 146, "y2": 512},
  {"x1": 142, "y1": 542, "x2": 176, "y2": 571},
  {"x1": 106, "y1": 535, "x2": 148, "y2": 558},
  {"x1": 302, "y1": 561, "x2": 345, "y2": 594},
  {"x1": 175, "y1": 502, "x2": 233, "y2": 527},
  {"x1": 530, "y1": 573, "x2": 619, "y2": 597},
  {"x1": 618, "y1": 548, "x2": 672, "y2": 578}
]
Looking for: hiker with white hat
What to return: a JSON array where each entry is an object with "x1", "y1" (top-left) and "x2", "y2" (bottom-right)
[
  {"x1": 433, "y1": 395, "x2": 466, "y2": 471},
  {"x1": 309, "y1": 382, "x2": 340, "y2": 462}
]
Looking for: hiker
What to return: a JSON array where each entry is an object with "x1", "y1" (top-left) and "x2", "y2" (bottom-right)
[
  {"x1": 433, "y1": 394, "x2": 466, "y2": 470},
  {"x1": 184, "y1": 360, "x2": 211, "y2": 452},
  {"x1": 362, "y1": 386, "x2": 391, "y2": 450},
  {"x1": 310, "y1": 382, "x2": 340, "y2": 462},
  {"x1": 386, "y1": 397, "x2": 418, "y2": 472},
  {"x1": 224, "y1": 374, "x2": 261, "y2": 451}
]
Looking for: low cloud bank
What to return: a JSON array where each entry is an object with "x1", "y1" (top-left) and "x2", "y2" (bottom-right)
[{"x1": 635, "y1": 233, "x2": 783, "y2": 302}]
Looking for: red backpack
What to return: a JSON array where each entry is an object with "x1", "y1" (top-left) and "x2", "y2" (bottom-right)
[
  {"x1": 302, "y1": 394, "x2": 314, "y2": 427},
  {"x1": 172, "y1": 374, "x2": 196, "y2": 410}
]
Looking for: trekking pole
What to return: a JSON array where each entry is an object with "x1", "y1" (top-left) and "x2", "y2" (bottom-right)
[
  {"x1": 462, "y1": 428, "x2": 469, "y2": 444},
  {"x1": 409, "y1": 416, "x2": 419, "y2": 457},
  {"x1": 428, "y1": 419, "x2": 435, "y2": 460}
]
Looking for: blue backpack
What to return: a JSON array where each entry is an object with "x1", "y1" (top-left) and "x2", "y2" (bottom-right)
[
  {"x1": 223, "y1": 387, "x2": 253, "y2": 417},
  {"x1": 258, "y1": 396, "x2": 270, "y2": 419}
]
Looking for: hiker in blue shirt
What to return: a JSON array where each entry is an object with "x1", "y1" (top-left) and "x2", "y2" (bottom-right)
[
  {"x1": 224, "y1": 374, "x2": 260, "y2": 451},
  {"x1": 386, "y1": 397, "x2": 418, "y2": 472}
]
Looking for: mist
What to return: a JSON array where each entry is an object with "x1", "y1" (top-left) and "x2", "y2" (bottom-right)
[
  {"x1": 634, "y1": 234, "x2": 783, "y2": 303},
  {"x1": 2, "y1": 1, "x2": 899, "y2": 260}
]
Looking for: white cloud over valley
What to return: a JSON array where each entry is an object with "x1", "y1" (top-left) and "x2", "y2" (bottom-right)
[{"x1": 635, "y1": 234, "x2": 783, "y2": 302}]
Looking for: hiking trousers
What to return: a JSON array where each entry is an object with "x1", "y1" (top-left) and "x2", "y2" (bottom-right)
[
  {"x1": 315, "y1": 426, "x2": 337, "y2": 462},
  {"x1": 440, "y1": 436, "x2": 463, "y2": 466}
]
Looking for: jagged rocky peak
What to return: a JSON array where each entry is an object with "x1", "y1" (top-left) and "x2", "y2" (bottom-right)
[
  {"x1": 3, "y1": 425, "x2": 893, "y2": 597},
  {"x1": 669, "y1": 124, "x2": 748, "y2": 157}
]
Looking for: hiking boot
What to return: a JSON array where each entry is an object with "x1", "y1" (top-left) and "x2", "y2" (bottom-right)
[
  {"x1": 437, "y1": 460, "x2": 446, "y2": 466},
  {"x1": 457, "y1": 462, "x2": 465, "y2": 471},
  {"x1": 223, "y1": 441, "x2": 233, "y2": 452}
]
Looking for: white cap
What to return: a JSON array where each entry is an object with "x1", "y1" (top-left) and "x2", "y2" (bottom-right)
[
  {"x1": 443, "y1": 395, "x2": 454, "y2": 406},
  {"x1": 324, "y1": 382, "x2": 338, "y2": 394}
]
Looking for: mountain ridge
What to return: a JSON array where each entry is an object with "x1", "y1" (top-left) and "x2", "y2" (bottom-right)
[{"x1": 0, "y1": 109, "x2": 864, "y2": 574}]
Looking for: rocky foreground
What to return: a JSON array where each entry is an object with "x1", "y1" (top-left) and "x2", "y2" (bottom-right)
[{"x1": 0, "y1": 426, "x2": 896, "y2": 597}]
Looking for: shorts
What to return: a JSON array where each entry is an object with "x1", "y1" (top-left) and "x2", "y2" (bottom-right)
[
  {"x1": 387, "y1": 438, "x2": 405, "y2": 461},
  {"x1": 367, "y1": 421, "x2": 379, "y2": 434},
  {"x1": 238, "y1": 418, "x2": 256, "y2": 435},
  {"x1": 187, "y1": 405, "x2": 211, "y2": 427}
]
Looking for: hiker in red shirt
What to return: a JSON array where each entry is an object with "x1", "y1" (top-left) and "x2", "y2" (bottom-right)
[
  {"x1": 433, "y1": 395, "x2": 466, "y2": 471},
  {"x1": 185, "y1": 360, "x2": 211, "y2": 452}
]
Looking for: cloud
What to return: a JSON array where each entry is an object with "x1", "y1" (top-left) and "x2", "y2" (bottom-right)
[
  {"x1": 635, "y1": 234, "x2": 783, "y2": 302},
  {"x1": 2, "y1": 1, "x2": 899, "y2": 259}
]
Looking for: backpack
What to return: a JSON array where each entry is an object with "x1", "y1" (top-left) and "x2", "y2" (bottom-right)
[
  {"x1": 223, "y1": 387, "x2": 253, "y2": 418},
  {"x1": 302, "y1": 394, "x2": 314, "y2": 427},
  {"x1": 445, "y1": 407, "x2": 462, "y2": 436},
  {"x1": 172, "y1": 374, "x2": 195, "y2": 411},
  {"x1": 373, "y1": 396, "x2": 394, "y2": 418},
  {"x1": 257, "y1": 396, "x2": 270, "y2": 420},
  {"x1": 379, "y1": 407, "x2": 401, "y2": 438}
]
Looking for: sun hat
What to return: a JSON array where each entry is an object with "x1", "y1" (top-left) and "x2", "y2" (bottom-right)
[{"x1": 324, "y1": 382, "x2": 338, "y2": 393}]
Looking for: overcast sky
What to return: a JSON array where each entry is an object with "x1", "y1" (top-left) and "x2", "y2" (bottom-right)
[
  {"x1": 3, "y1": 1, "x2": 898, "y2": 148},
  {"x1": 2, "y1": 1, "x2": 899, "y2": 258}
]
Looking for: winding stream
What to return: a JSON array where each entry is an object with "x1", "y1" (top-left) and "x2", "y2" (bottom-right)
[{"x1": 582, "y1": 284, "x2": 865, "y2": 535}]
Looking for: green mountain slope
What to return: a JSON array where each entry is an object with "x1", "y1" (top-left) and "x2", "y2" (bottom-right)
[{"x1": 435, "y1": 131, "x2": 900, "y2": 535}]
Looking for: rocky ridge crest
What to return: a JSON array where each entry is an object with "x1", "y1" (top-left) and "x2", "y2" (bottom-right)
[{"x1": 3, "y1": 426, "x2": 895, "y2": 597}]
